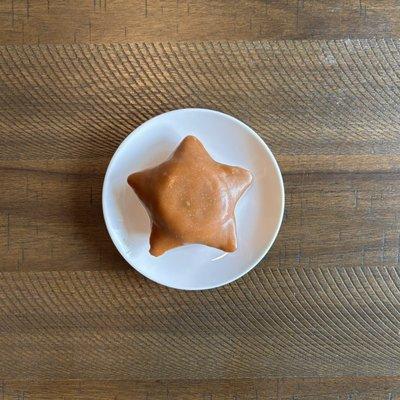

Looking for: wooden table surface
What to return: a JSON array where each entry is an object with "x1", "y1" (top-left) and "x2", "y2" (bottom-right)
[{"x1": 2, "y1": 0, "x2": 400, "y2": 398}]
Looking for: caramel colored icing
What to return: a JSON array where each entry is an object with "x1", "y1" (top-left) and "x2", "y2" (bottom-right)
[{"x1": 128, "y1": 136, "x2": 253, "y2": 256}]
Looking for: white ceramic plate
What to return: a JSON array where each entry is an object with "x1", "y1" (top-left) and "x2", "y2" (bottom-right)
[{"x1": 102, "y1": 109, "x2": 284, "y2": 290}]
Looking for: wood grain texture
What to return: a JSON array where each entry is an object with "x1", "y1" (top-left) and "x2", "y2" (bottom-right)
[
  {"x1": 2, "y1": 40, "x2": 400, "y2": 160},
  {"x1": 1, "y1": 39, "x2": 400, "y2": 382},
  {"x1": 1, "y1": 0, "x2": 400, "y2": 45},
  {"x1": 2, "y1": 377, "x2": 400, "y2": 399},
  {"x1": 3, "y1": 265, "x2": 400, "y2": 379}
]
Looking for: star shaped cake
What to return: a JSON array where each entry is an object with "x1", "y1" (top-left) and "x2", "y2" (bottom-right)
[{"x1": 127, "y1": 135, "x2": 253, "y2": 256}]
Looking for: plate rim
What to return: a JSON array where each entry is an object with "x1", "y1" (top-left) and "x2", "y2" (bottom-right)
[{"x1": 102, "y1": 108, "x2": 285, "y2": 290}]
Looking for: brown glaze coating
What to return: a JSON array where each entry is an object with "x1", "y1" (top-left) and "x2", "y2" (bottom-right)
[{"x1": 127, "y1": 136, "x2": 253, "y2": 256}]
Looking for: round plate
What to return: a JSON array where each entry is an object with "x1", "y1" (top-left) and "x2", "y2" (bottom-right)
[{"x1": 102, "y1": 109, "x2": 284, "y2": 290}]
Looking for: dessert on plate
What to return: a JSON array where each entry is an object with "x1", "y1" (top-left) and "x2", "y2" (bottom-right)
[{"x1": 127, "y1": 135, "x2": 253, "y2": 256}]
